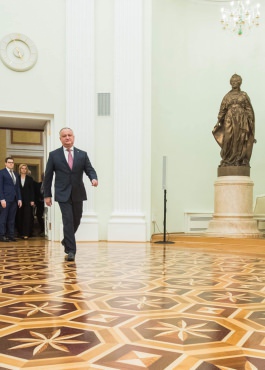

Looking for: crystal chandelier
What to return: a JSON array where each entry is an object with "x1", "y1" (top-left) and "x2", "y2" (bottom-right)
[{"x1": 220, "y1": 1, "x2": 261, "y2": 36}]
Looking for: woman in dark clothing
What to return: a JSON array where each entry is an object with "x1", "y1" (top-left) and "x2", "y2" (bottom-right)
[{"x1": 16, "y1": 164, "x2": 35, "y2": 239}]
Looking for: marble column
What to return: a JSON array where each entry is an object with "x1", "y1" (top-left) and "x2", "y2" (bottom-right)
[
  {"x1": 65, "y1": 0, "x2": 98, "y2": 241},
  {"x1": 107, "y1": 0, "x2": 147, "y2": 241}
]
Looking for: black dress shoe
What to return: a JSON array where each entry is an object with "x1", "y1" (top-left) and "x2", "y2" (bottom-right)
[
  {"x1": 65, "y1": 252, "x2": 75, "y2": 261},
  {"x1": 8, "y1": 238, "x2": 17, "y2": 242},
  {"x1": 61, "y1": 239, "x2": 69, "y2": 254},
  {"x1": 0, "y1": 236, "x2": 9, "y2": 242}
]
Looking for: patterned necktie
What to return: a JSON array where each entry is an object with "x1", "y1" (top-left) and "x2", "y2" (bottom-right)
[
  {"x1": 67, "y1": 149, "x2": 73, "y2": 169},
  {"x1": 10, "y1": 170, "x2": 16, "y2": 184}
]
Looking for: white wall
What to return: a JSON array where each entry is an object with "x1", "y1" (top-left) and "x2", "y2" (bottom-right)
[
  {"x1": 0, "y1": 0, "x2": 65, "y2": 121},
  {"x1": 94, "y1": 0, "x2": 115, "y2": 240},
  {"x1": 0, "y1": 0, "x2": 150, "y2": 242},
  {"x1": 0, "y1": 0, "x2": 66, "y2": 241},
  {"x1": 152, "y1": 0, "x2": 265, "y2": 234},
  {"x1": 95, "y1": 0, "x2": 151, "y2": 241}
]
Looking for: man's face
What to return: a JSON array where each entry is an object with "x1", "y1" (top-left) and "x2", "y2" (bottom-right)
[
  {"x1": 5, "y1": 159, "x2": 14, "y2": 170},
  {"x1": 60, "y1": 129, "x2": 75, "y2": 148}
]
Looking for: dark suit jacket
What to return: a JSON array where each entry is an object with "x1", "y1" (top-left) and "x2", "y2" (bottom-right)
[
  {"x1": 43, "y1": 146, "x2": 97, "y2": 202},
  {"x1": 34, "y1": 180, "x2": 44, "y2": 203},
  {"x1": 18, "y1": 175, "x2": 35, "y2": 204},
  {"x1": 0, "y1": 168, "x2": 22, "y2": 202}
]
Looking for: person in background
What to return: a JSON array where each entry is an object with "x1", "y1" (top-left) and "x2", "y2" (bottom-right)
[
  {"x1": 43, "y1": 127, "x2": 98, "y2": 261},
  {"x1": 0, "y1": 157, "x2": 22, "y2": 242},
  {"x1": 34, "y1": 172, "x2": 45, "y2": 237},
  {"x1": 16, "y1": 164, "x2": 35, "y2": 240}
]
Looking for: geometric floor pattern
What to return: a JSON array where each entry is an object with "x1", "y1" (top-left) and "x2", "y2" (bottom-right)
[{"x1": 1, "y1": 237, "x2": 265, "y2": 369}]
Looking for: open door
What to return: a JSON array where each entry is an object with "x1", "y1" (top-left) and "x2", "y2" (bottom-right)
[
  {"x1": 0, "y1": 110, "x2": 54, "y2": 241},
  {"x1": 43, "y1": 120, "x2": 54, "y2": 241}
]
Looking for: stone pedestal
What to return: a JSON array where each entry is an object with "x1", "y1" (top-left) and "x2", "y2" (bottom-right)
[{"x1": 205, "y1": 176, "x2": 262, "y2": 238}]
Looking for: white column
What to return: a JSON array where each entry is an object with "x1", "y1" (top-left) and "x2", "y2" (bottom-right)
[
  {"x1": 108, "y1": 0, "x2": 148, "y2": 241},
  {"x1": 65, "y1": 0, "x2": 98, "y2": 241}
]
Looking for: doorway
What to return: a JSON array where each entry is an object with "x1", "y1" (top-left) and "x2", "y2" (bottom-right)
[{"x1": 0, "y1": 110, "x2": 54, "y2": 241}]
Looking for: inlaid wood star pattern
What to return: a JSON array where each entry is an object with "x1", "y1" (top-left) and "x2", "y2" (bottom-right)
[{"x1": 0, "y1": 236, "x2": 265, "y2": 369}]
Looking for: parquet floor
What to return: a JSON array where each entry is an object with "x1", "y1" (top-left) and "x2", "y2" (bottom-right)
[{"x1": 1, "y1": 235, "x2": 265, "y2": 369}]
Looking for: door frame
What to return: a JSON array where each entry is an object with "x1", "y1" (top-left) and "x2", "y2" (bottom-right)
[{"x1": 0, "y1": 110, "x2": 54, "y2": 241}]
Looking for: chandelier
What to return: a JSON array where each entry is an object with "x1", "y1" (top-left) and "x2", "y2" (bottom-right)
[{"x1": 220, "y1": 1, "x2": 261, "y2": 36}]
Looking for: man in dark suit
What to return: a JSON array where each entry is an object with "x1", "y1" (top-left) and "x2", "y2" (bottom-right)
[
  {"x1": 43, "y1": 127, "x2": 98, "y2": 261},
  {"x1": 0, "y1": 157, "x2": 22, "y2": 242}
]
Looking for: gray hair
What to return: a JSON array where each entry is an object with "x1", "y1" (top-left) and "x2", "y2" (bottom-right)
[{"x1": 59, "y1": 127, "x2": 74, "y2": 136}]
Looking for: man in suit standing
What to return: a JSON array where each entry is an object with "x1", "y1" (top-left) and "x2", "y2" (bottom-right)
[
  {"x1": 0, "y1": 157, "x2": 22, "y2": 242},
  {"x1": 43, "y1": 127, "x2": 98, "y2": 261}
]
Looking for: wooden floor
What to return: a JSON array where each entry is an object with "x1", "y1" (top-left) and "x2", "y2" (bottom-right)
[{"x1": 1, "y1": 235, "x2": 265, "y2": 369}]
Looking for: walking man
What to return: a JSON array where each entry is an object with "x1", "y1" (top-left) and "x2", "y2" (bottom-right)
[{"x1": 43, "y1": 128, "x2": 98, "y2": 261}]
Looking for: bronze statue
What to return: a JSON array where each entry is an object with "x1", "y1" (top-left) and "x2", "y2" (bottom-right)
[{"x1": 212, "y1": 74, "x2": 256, "y2": 167}]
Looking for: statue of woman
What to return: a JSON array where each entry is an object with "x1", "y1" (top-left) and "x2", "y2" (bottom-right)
[{"x1": 212, "y1": 74, "x2": 256, "y2": 167}]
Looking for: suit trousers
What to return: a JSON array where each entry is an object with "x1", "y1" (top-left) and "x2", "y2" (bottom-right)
[
  {"x1": 0, "y1": 200, "x2": 18, "y2": 238},
  {"x1": 58, "y1": 198, "x2": 83, "y2": 254}
]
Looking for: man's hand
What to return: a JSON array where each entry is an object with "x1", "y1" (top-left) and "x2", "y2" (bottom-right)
[
  {"x1": 91, "y1": 179, "x2": 98, "y2": 187},
  {"x1": 45, "y1": 197, "x2": 52, "y2": 206},
  {"x1": 1, "y1": 200, "x2": 6, "y2": 208},
  {"x1": 18, "y1": 200, "x2": 22, "y2": 208}
]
